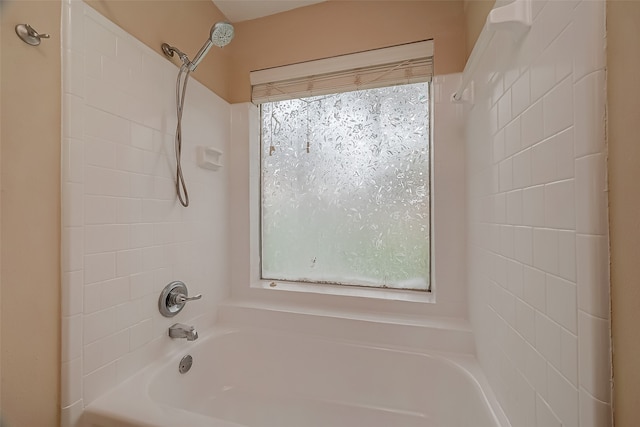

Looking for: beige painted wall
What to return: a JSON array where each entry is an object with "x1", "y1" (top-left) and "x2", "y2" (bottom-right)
[
  {"x1": 463, "y1": 0, "x2": 494, "y2": 59},
  {"x1": 607, "y1": 0, "x2": 640, "y2": 425},
  {"x1": 85, "y1": 0, "x2": 232, "y2": 101},
  {"x1": 227, "y1": 0, "x2": 466, "y2": 103},
  {"x1": 0, "y1": 1, "x2": 62, "y2": 426}
]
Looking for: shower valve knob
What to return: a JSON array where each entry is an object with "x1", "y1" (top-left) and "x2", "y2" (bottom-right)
[
  {"x1": 158, "y1": 281, "x2": 202, "y2": 317},
  {"x1": 172, "y1": 293, "x2": 202, "y2": 304}
]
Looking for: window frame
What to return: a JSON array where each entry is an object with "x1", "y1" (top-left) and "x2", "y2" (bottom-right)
[{"x1": 247, "y1": 41, "x2": 437, "y2": 303}]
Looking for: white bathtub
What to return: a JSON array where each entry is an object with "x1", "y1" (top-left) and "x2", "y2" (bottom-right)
[{"x1": 83, "y1": 325, "x2": 509, "y2": 427}]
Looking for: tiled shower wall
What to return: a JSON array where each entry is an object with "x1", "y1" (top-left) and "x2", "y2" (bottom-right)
[
  {"x1": 60, "y1": 1, "x2": 231, "y2": 424},
  {"x1": 466, "y1": 1, "x2": 610, "y2": 426}
]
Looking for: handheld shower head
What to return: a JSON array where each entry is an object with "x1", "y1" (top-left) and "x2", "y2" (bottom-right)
[
  {"x1": 187, "y1": 21, "x2": 235, "y2": 71},
  {"x1": 210, "y1": 22, "x2": 235, "y2": 47}
]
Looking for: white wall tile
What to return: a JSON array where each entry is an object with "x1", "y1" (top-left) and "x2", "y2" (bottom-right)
[
  {"x1": 576, "y1": 234, "x2": 609, "y2": 319},
  {"x1": 61, "y1": 400, "x2": 84, "y2": 427},
  {"x1": 62, "y1": 49, "x2": 84, "y2": 97},
  {"x1": 129, "y1": 271, "x2": 153, "y2": 299},
  {"x1": 522, "y1": 185, "x2": 545, "y2": 227},
  {"x1": 62, "y1": 271, "x2": 84, "y2": 316},
  {"x1": 555, "y1": 127, "x2": 575, "y2": 180},
  {"x1": 523, "y1": 266, "x2": 546, "y2": 312},
  {"x1": 84, "y1": 17, "x2": 117, "y2": 57},
  {"x1": 84, "y1": 252, "x2": 116, "y2": 284},
  {"x1": 62, "y1": 227, "x2": 84, "y2": 272},
  {"x1": 531, "y1": 138, "x2": 557, "y2": 185},
  {"x1": 100, "y1": 277, "x2": 131, "y2": 309},
  {"x1": 64, "y1": 138, "x2": 85, "y2": 184},
  {"x1": 546, "y1": 274, "x2": 577, "y2": 333},
  {"x1": 574, "y1": 71, "x2": 605, "y2": 158},
  {"x1": 493, "y1": 128, "x2": 505, "y2": 163},
  {"x1": 62, "y1": 315, "x2": 83, "y2": 362},
  {"x1": 535, "y1": 312, "x2": 562, "y2": 368},
  {"x1": 84, "y1": 283, "x2": 101, "y2": 314},
  {"x1": 130, "y1": 223, "x2": 154, "y2": 248},
  {"x1": 85, "y1": 166, "x2": 130, "y2": 197},
  {"x1": 511, "y1": 70, "x2": 530, "y2": 118},
  {"x1": 85, "y1": 76, "x2": 120, "y2": 115},
  {"x1": 129, "y1": 319, "x2": 153, "y2": 350},
  {"x1": 116, "y1": 249, "x2": 143, "y2": 277},
  {"x1": 521, "y1": 100, "x2": 544, "y2": 148},
  {"x1": 85, "y1": 195, "x2": 117, "y2": 225},
  {"x1": 506, "y1": 258, "x2": 524, "y2": 297},
  {"x1": 549, "y1": 23, "x2": 573, "y2": 84},
  {"x1": 578, "y1": 312, "x2": 611, "y2": 403},
  {"x1": 572, "y1": 0, "x2": 606, "y2": 82},
  {"x1": 84, "y1": 106, "x2": 130, "y2": 145},
  {"x1": 514, "y1": 226, "x2": 533, "y2": 265},
  {"x1": 130, "y1": 122, "x2": 154, "y2": 151},
  {"x1": 85, "y1": 136, "x2": 117, "y2": 169},
  {"x1": 515, "y1": 299, "x2": 535, "y2": 344},
  {"x1": 544, "y1": 179, "x2": 575, "y2": 230},
  {"x1": 579, "y1": 388, "x2": 612, "y2": 427},
  {"x1": 536, "y1": 393, "x2": 562, "y2": 427},
  {"x1": 530, "y1": 55, "x2": 555, "y2": 102},
  {"x1": 557, "y1": 230, "x2": 576, "y2": 282},
  {"x1": 505, "y1": 117, "x2": 521, "y2": 157},
  {"x1": 116, "y1": 145, "x2": 145, "y2": 172},
  {"x1": 63, "y1": 94, "x2": 84, "y2": 139},
  {"x1": 543, "y1": 77, "x2": 573, "y2": 138},
  {"x1": 83, "y1": 362, "x2": 117, "y2": 405},
  {"x1": 499, "y1": 158, "x2": 513, "y2": 192},
  {"x1": 498, "y1": 90, "x2": 512, "y2": 130},
  {"x1": 524, "y1": 343, "x2": 547, "y2": 400},
  {"x1": 63, "y1": 183, "x2": 84, "y2": 228},
  {"x1": 575, "y1": 153, "x2": 608, "y2": 235},
  {"x1": 547, "y1": 364, "x2": 579, "y2": 427},
  {"x1": 512, "y1": 148, "x2": 532, "y2": 189},
  {"x1": 62, "y1": 0, "x2": 84, "y2": 53},
  {"x1": 83, "y1": 307, "x2": 117, "y2": 344},
  {"x1": 61, "y1": 358, "x2": 82, "y2": 407},
  {"x1": 85, "y1": 224, "x2": 129, "y2": 254},
  {"x1": 561, "y1": 328, "x2": 578, "y2": 387},
  {"x1": 506, "y1": 190, "x2": 523, "y2": 225},
  {"x1": 101, "y1": 54, "x2": 131, "y2": 89},
  {"x1": 533, "y1": 228, "x2": 558, "y2": 275}
]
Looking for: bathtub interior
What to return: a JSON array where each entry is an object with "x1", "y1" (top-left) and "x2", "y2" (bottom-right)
[{"x1": 147, "y1": 328, "x2": 503, "y2": 427}]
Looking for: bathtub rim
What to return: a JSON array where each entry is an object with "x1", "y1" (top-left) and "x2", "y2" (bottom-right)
[{"x1": 82, "y1": 324, "x2": 510, "y2": 427}]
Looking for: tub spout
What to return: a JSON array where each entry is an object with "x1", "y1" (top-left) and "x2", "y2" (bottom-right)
[{"x1": 168, "y1": 323, "x2": 198, "y2": 341}]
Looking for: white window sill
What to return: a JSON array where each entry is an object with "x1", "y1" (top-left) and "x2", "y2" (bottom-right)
[{"x1": 251, "y1": 280, "x2": 435, "y2": 304}]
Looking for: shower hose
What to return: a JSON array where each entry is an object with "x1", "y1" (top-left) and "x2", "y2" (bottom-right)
[{"x1": 174, "y1": 63, "x2": 191, "y2": 207}]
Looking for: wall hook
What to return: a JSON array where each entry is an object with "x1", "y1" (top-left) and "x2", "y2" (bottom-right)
[{"x1": 15, "y1": 24, "x2": 50, "y2": 46}]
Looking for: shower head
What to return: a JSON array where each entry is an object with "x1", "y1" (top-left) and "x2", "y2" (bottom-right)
[
  {"x1": 210, "y1": 22, "x2": 235, "y2": 48},
  {"x1": 187, "y1": 21, "x2": 235, "y2": 71},
  {"x1": 161, "y1": 22, "x2": 235, "y2": 72}
]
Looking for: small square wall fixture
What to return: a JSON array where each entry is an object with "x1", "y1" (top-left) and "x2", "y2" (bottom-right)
[{"x1": 197, "y1": 146, "x2": 223, "y2": 171}]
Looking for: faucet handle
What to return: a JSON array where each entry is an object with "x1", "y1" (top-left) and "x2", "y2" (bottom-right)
[
  {"x1": 174, "y1": 293, "x2": 202, "y2": 304},
  {"x1": 158, "y1": 281, "x2": 202, "y2": 317}
]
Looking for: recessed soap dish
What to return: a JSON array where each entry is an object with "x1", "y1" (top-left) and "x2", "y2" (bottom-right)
[{"x1": 196, "y1": 146, "x2": 222, "y2": 171}]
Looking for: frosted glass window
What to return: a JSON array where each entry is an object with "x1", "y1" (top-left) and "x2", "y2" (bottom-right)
[{"x1": 260, "y1": 82, "x2": 430, "y2": 291}]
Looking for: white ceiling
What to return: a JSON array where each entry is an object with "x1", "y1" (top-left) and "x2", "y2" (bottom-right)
[{"x1": 213, "y1": 0, "x2": 326, "y2": 23}]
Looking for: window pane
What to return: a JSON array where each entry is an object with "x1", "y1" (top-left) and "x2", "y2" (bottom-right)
[{"x1": 261, "y1": 82, "x2": 430, "y2": 290}]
